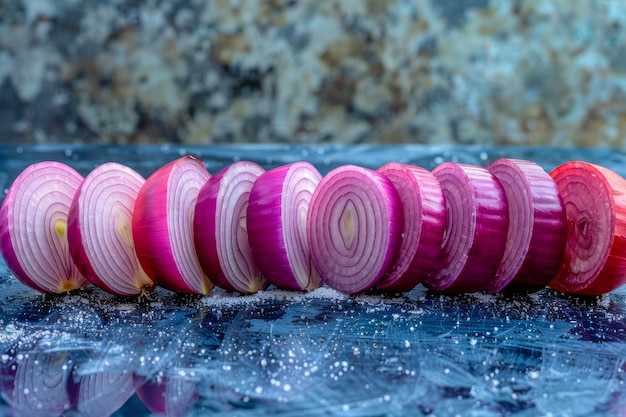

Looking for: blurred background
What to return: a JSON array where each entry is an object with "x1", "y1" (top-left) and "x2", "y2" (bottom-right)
[{"x1": 1, "y1": 0, "x2": 625, "y2": 147}]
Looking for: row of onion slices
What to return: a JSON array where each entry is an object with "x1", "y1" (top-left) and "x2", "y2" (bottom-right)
[{"x1": 1, "y1": 157, "x2": 625, "y2": 297}]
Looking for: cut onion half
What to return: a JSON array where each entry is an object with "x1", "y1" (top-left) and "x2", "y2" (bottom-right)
[
  {"x1": 424, "y1": 163, "x2": 509, "y2": 293},
  {"x1": 194, "y1": 161, "x2": 267, "y2": 294},
  {"x1": 376, "y1": 162, "x2": 446, "y2": 292},
  {"x1": 308, "y1": 165, "x2": 402, "y2": 294},
  {"x1": 132, "y1": 156, "x2": 212, "y2": 295},
  {"x1": 487, "y1": 159, "x2": 566, "y2": 292},
  {"x1": 0, "y1": 161, "x2": 88, "y2": 293},
  {"x1": 68, "y1": 162, "x2": 154, "y2": 297},
  {"x1": 549, "y1": 161, "x2": 626, "y2": 295},
  {"x1": 247, "y1": 162, "x2": 322, "y2": 291}
]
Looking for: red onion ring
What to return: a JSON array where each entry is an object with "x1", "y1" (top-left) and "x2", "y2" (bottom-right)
[
  {"x1": 486, "y1": 158, "x2": 566, "y2": 292},
  {"x1": 68, "y1": 162, "x2": 155, "y2": 297},
  {"x1": 308, "y1": 165, "x2": 402, "y2": 294},
  {"x1": 424, "y1": 163, "x2": 509, "y2": 292},
  {"x1": 194, "y1": 161, "x2": 267, "y2": 294},
  {"x1": 0, "y1": 161, "x2": 88, "y2": 293},
  {"x1": 549, "y1": 161, "x2": 626, "y2": 295},
  {"x1": 132, "y1": 156, "x2": 212, "y2": 295},
  {"x1": 376, "y1": 162, "x2": 446, "y2": 292},
  {"x1": 247, "y1": 162, "x2": 322, "y2": 291}
]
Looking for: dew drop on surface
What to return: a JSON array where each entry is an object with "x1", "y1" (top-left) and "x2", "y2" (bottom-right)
[
  {"x1": 16, "y1": 146, "x2": 23, "y2": 154},
  {"x1": 178, "y1": 148, "x2": 187, "y2": 156},
  {"x1": 233, "y1": 155, "x2": 241, "y2": 162},
  {"x1": 434, "y1": 156, "x2": 444, "y2": 165},
  {"x1": 64, "y1": 149, "x2": 72, "y2": 157},
  {"x1": 480, "y1": 152, "x2": 488, "y2": 161}
]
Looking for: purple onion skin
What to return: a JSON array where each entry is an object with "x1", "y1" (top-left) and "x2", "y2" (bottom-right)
[{"x1": 426, "y1": 163, "x2": 509, "y2": 293}]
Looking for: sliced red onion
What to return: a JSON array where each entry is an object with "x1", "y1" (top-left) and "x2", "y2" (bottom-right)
[
  {"x1": 0, "y1": 162, "x2": 88, "y2": 294},
  {"x1": 486, "y1": 159, "x2": 566, "y2": 292},
  {"x1": 67, "y1": 162, "x2": 154, "y2": 297},
  {"x1": 247, "y1": 162, "x2": 322, "y2": 291},
  {"x1": 376, "y1": 162, "x2": 446, "y2": 292},
  {"x1": 132, "y1": 156, "x2": 212, "y2": 295},
  {"x1": 308, "y1": 165, "x2": 402, "y2": 294},
  {"x1": 68, "y1": 371, "x2": 136, "y2": 417},
  {"x1": 549, "y1": 161, "x2": 626, "y2": 295},
  {"x1": 424, "y1": 163, "x2": 509, "y2": 293},
  {"x1": 194, "y1": 161, "x2": 267, "y2": 294}
]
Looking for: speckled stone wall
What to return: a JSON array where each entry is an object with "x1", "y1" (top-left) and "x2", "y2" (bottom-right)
[{"x1": 2, "y1": 0, "x2": 626, "y2": 146}]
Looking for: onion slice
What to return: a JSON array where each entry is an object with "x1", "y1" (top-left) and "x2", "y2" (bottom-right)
[
  {"x1": 68, "y1": 162, "x2": 154, "y2": 296},
  {"x1": 0, "y1": 161, "x2": 88, "y2": 293},
  {"x1": 194, "y1": 161, "x2": 267, "y2": 293},
  {"x1": 308, "y1": 165, "x2": 402, "y2": 294},
  {"x1": 486, "y1": 159, "x2": 566, "y2": 292},
  {"x1": 376, "y1": 162, "x2": 446, "y2": 292},
  {"x1": 132, "y1": 156, "x2": 212, "y2": 295},
  {"x1": 247, "y1": 162, "x2": 322, "y2": 291},
  {"x1": 549, "y1": 161, "x2": 626, "y2": 295},
  {"x1": 424, "y1": 163, "x2": 509, "y2": 292}
]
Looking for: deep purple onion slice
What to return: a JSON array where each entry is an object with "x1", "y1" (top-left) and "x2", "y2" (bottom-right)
[
  {"x1": 376, "y1": 162, "x2": 446, "y2": 292},
  {"x1": 424, "y1": 163, "x2": 509, "y2": 293},
  {"x1": 0, "y1": 161, "x2": 88, "y2": 293},
  {"x1": 68, "y1": 162, "x2": 155, "y2": 297},
  {"x1": 194, "y1": 161, "x2": 267, "y2": 294},
  {"x1": 68, "y1": 371, "x2": 136, "y2": 417},
  {"x1": 308, "y1": 165, "x2": 402, "y2": 294},
  {"x1": 132, "y1": 156, "x2": 212, "y2": 295},
  {"x1": 486, "y1": 158, "x2": 566, "y2": 292},
  {"x1": 247, "y1": 162, "x2": 322, "y2": 291}
]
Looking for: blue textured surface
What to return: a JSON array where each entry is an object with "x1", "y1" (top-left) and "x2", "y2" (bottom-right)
[{"x1": 0, "y1": 145, "x2": 625, "y2": 416}]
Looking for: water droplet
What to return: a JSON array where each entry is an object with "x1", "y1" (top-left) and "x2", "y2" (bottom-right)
[
  {"x1": 480, "y1": 152, "x2": 488, "y2": 161},
  {"x1": 64, "y1": 149, "x2": 72, "y2": 157},
  {"x1": 434, "y1": 156, "x2": 444, "y2": 164}
]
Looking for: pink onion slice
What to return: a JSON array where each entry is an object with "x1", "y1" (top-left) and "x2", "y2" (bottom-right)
[
  {"x1": 67, "y1": 162, "x2": 155, "y2": 297},
  {"x1": 247, "y1": 162, "x2": 323, "y2": 291},
  {"x1": 486, "y1": 158, "x2": 566, "y2": 292},
  {"x1": 0, "y1": 161, "x2": 88, "y2": 293},
  {"x1": 424, "y1": 163, "x2": 509, "y2": 293},
  {"x1": 376, "y1": 162, "x2": 446, "y2": 292},
  {"x1": 194, "y1": 161, "x2": 267, "y2": 294},
  {"x1": 132, "y1": 156, "x2": 212, "y2": 295},
  {"x1": 308, "y1": 165, "x2": 402, "y2": 294},
  {"x1": 549, "y1": 161, "x2": 626, "y2": 295}
]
